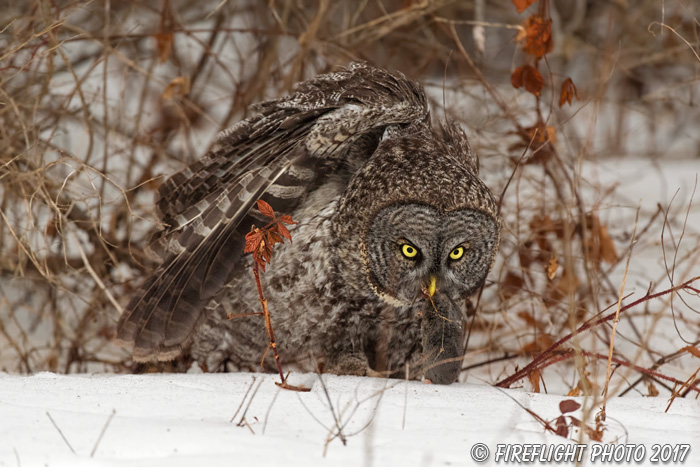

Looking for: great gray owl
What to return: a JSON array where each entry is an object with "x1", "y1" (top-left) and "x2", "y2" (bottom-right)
[{"x1": 116, "y1": 62, "x2": 500, "y2": 384}]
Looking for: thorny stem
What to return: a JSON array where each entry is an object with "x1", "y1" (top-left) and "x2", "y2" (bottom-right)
[{"x1": 496, "y1": 276, "x2": 700, "y2": 389}]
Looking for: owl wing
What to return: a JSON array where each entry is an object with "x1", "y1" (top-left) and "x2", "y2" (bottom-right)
[{"x1": 115, "y1": 62, "x2": 430, "y2": 361}]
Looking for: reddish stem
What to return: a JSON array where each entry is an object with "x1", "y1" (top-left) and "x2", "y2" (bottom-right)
[
  {"x1": 496, "y1": 276, "x2": 700, "y2": 388},
  {"x1": 252, "y1": 263, "x2": 286, "y2": 384},
  {"x1": 522, "y1": 349, "x2": 699, "y2": 395}
]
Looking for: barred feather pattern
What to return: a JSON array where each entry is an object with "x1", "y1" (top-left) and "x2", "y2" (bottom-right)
[
  {"x1": 115, "y1": 62, "x2": 434, "y2": 363},
  {"x1": 116, "y1": 62, "x2": 500, "y2": 383}
]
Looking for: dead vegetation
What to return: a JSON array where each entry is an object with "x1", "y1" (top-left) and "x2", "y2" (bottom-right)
[{"x1": 1, "y1": 0, "x2": 699, "y2": 429}]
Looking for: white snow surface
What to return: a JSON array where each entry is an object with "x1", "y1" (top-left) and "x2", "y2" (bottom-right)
[{"x1": 1, "y1": 371, "x2": 698, "y2": 467}]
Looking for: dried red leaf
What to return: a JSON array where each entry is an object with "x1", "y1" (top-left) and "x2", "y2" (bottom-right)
[
  {"x1": 244, "y1": 199, "x2": 297, "y2": 271},
  {"x1": 559, "y1": 77, "x2": 579, "y2": 107},
  {"x1": 559, "y1": 399, "x2": 581, "y2": 414},
  {"x1": 276, "y1": 222, "x2": 292, "y2": 241},
  {"x1": 244, "y1": 228, "x2": 264, "y2": 254},
  {"x1": 511, "y1": 64, "x2": 545, "y2": 96},
  {"x1": 555, "y1": 415, "x2": 569, "y2": 437},
  {"x1": 512, "y1": 0, "x2": 537, "y2": 14},
  {"x1": 277, "y1": 214, "x2": 296, "y2": 225},
  {"x1": 519, "y1": 14, "x2": 553, "y2": 58},
  {"x1": 256, "y1": 199, "x2": 276, "y2": 219},
  {"x1": 269, "y1": 231, "x2": 289, "y2": 245}
]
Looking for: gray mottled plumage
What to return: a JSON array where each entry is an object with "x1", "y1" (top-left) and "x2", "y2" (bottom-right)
[{"x1": 116, "y1": 62, "x2": 501, "y2": 384}]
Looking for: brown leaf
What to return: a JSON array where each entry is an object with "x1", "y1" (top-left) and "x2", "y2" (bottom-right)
[
  {"x1": 511, "y1": 64, "x2": 545, "y2": 96},
  {"x1": 647, "y1": 382, "x2": 660, "y2": 397},
  {"x1": 559, "y1": 77, "x2": 579, "y2": 107},
  {"x1": 541, "y1": 125, "x2": 557, "y2": 144},
  {"x1": 517, "y1": 310, "x2": 537, "y2": 327},
  {"x1": 155, "y1": 33, "x2": 173, "y2": 63},
  {"x1": 502, "y1": 272, "x2": 524, "y2": 299},
  {"x1": 522, "y1": 334, "x2": 555, "y2": 354},
  {"x1": 559, "y1": 399, "x2": 581, "y2": 414},
  {"x1": 256, "y1": 199, "x2": 276, "y2": 219},
  {"x1": 528, "y1": 368, "x2": 541, "y2": 393},
  {"x1": 587, "y1": 416, "x2": 606, "y2": 442},
  {"x1": 547, "y1": 255, "x2": 558, "y2": 280},
  {"x1": 598, "y1": 225, "x2": 617, "y2": 264},
  {"x1": 550, "y1": 267, "x2": 579, "y2": 301},
  {"x1": 554, "y1": 415, "x2": 569, "y2": 437},
  {"x1": 683, "y1": 345, "x2": 700, "y2": 358},
  {"x1": 520, "y1": 124, "x2": 557, "y2": 164},
  {"x1": 567, "y1": 387, "x2": 581, "y2": 397},
  {"x1": 512, "y1": 0, "x2": 537, "y2": 14},
  {"x1": 45, "y1": 216, "x2": 59, "y2": 238},
  {"x1": 162, "y1": 77, "x2": 190, "y2": 100},
  {"x1": 518, "y1": 241, "x2": 535, "y2": 270},
  {"x1": 520, "y1": 14, "x2": 553, "y2": 58},
  {"x1": 517, "y1": 311, "x2": 546, "y2": 332}
]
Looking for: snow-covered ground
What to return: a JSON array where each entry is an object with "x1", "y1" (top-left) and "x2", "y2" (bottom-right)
[{"x1": 1, "y1": 372, "x2": 698, "y2": 467}]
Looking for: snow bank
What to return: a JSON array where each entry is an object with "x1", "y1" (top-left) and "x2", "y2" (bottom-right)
[{"x1": 1, "y1": 372, "x2": 697, "y2": 466}]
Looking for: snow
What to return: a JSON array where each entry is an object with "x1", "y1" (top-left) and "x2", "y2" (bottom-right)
[{"x1": 1, "y1": 372, "x2": 698, "y2": 466}]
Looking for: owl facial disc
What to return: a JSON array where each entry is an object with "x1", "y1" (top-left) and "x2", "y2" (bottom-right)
[{"x1": 364, "y1": 203, "x2": 499, "y2": 305}]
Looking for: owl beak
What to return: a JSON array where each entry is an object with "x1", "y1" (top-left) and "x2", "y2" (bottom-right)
[{"x1": 427, "y1": 276, "x2": 437, "y2": 298}]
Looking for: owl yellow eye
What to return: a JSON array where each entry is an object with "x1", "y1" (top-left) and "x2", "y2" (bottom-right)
[
  {"x1": 449, "y1": 246, "x2": 464, "y2": 260},
  {"x1": 401, "y1": 244, "x2": 418, "y2": 258}
]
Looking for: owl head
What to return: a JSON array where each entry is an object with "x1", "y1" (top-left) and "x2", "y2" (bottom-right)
[
  {"x1": 364, "y1": 202, "x2": 499, "y2": 304},
  {"x1": 335, "y1": 121, "x2": 500, "y2": 305}
]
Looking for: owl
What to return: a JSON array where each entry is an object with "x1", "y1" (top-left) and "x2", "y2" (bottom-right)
[{"x1": 116, "y1": 62, "x2": 501, "y2": 384}]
